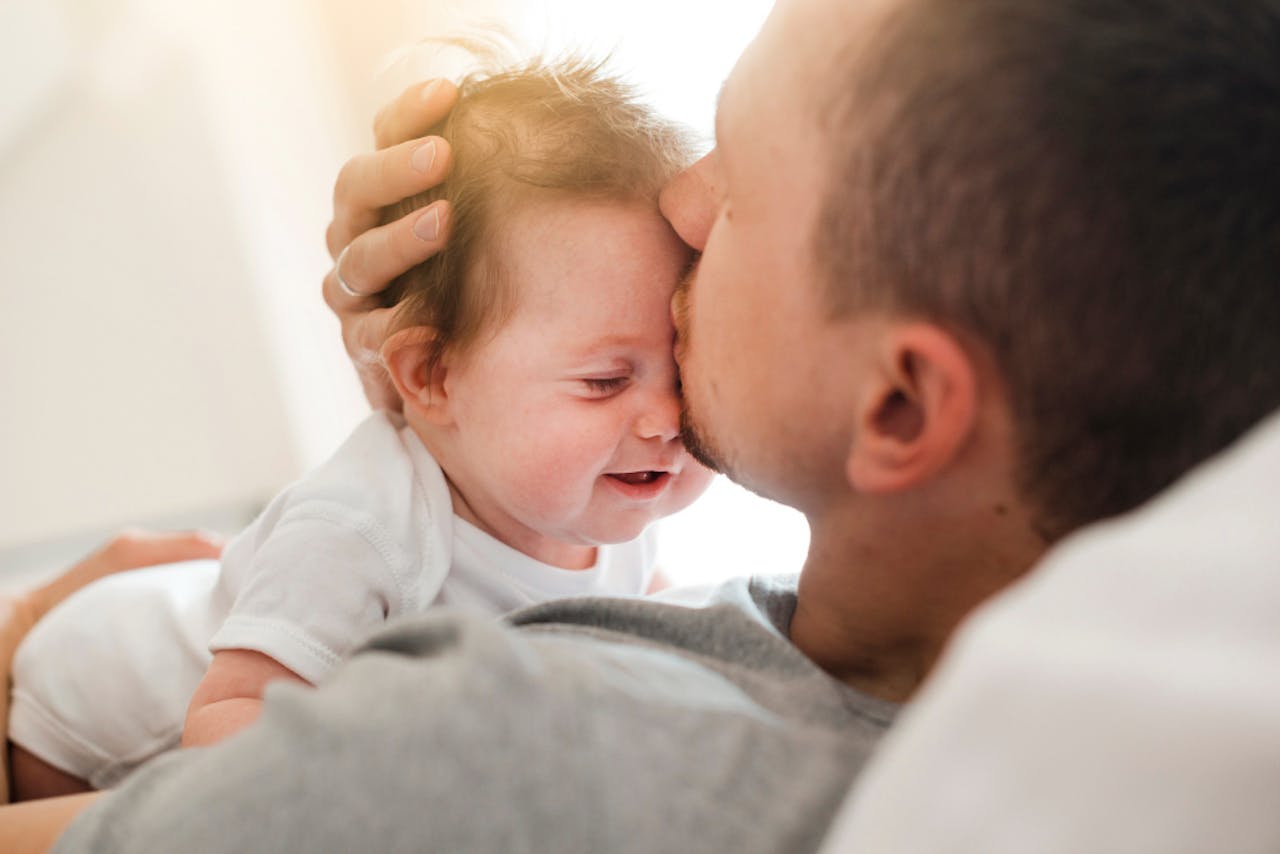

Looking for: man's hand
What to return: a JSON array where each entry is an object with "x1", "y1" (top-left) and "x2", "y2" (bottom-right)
[
  {"x1": 23, "y1": 529, "x2": 225, "y2": 625},
  {"x1": 325, "y1": 79, "x2": 459, "y2": 410}
]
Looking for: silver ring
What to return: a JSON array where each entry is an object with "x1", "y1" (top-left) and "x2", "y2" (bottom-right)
[{"x1": 334, "y1": 245, "x2": 367, "y2": 299}]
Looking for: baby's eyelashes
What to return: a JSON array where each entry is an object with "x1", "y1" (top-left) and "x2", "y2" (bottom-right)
[{"x1": 581, "y1": 377, "x2": 630, "y2": 397}]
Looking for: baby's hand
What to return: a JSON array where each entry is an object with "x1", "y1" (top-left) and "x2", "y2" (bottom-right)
[{"x1": 325, "y1": 80, "x2": 458, "y2": 411}]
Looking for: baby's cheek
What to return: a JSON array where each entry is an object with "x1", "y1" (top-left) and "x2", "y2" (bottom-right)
[
  {"x1": 511, "y1": 439, "x2": 595, "y2": 503},
  {"x1": 511, "y1": 409, "x2": 621, "y2": 498},
  {"x1": 664, "y1": 461, "x2": 717, "y2": 515}
]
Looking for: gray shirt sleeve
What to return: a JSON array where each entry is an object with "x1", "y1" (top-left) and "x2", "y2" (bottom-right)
[{"x1": 57, "y1": 588, "x2": 887, "y2": 853}]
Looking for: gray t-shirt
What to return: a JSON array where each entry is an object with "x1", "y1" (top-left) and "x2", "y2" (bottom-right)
[{"x1": 57, "y1": 575, "x2": 895, "y2": 853}]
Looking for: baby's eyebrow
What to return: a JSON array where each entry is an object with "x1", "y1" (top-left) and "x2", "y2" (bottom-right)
[{"x1": 566, "y1": 334, "x2": 648, "y2": 360}]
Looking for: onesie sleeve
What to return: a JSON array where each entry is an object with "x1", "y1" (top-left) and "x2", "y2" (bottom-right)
[{"x1": 209, "y1": 501, "x2": 420, "y2": 684}]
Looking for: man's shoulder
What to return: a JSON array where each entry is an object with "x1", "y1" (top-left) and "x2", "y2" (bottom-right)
[
  {"x1": 353, "y1": 576, "x2": 892, "y2": 740},
  {"x1": 59, "y1": 593, "x2": 888, "y2": 854},
  {"x1": 307, "y1": 601, "x2": 885, "y2": 850},
  {"x1": 509, "y1": 573, "x2": 800, "y2": 631},
  {"x1": 503, "y1": 573, "x2": 804, "y2": 669}
]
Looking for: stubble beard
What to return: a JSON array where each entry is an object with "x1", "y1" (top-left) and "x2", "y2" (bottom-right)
[
  {"x1": 678, "y1": 389, "x2": 726, "y2": 475},
  {"x1": 673, "y1": 263, "x2": 726, "y2": 475}
]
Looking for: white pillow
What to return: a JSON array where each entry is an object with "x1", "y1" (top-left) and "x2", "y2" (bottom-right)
[{"x1": 822, "y1": 408, "x2": 1280, "y2": 854}]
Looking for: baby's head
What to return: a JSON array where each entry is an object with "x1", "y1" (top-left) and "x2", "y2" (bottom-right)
[{"x1": 381, "y1": 57, "x2": 714, "y2": 566}]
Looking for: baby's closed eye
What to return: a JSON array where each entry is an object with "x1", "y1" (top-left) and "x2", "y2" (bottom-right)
[{"x1": 581, "y1": 376, "x2": 630, "y2": 397}]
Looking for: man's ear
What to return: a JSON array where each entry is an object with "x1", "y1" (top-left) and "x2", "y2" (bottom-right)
[
  {"x1": 380, "y1": 326, "x2": 451, "y2": 425},
  {"x1": 846, "y1": 324, "x2": 978, "y2": 494}
]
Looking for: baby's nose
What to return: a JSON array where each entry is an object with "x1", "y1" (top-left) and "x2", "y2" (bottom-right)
[{"x1": 634, "y1": 385, "x2": 681, "y2": 443}]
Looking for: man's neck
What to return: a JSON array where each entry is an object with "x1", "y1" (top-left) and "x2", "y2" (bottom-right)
[{"x1": 789, "y1": 501, "x2": 1046, "y2": 702}]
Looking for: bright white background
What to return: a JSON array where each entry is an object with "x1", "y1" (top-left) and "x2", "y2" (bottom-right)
[{"x1": 0, "y1": 0, "x2": 807, "y2": 588}]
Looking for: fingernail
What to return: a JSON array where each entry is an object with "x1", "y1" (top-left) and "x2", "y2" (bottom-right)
[
  {"x1": 411, "y1": 139, "x2": 437, "y2": 174},
  {"x1": 414, "y1": 206, "x2": 441, "y2": 241},
  {"x1": 421, "y1": 79, "x2": 443, "y2": 102}
]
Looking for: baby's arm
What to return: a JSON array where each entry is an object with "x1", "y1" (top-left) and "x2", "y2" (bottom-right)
[{"x1": 182, "y1": 650, "x2": 308, "y2": 748}]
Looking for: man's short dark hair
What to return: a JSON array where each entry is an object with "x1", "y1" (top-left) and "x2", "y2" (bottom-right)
[{"x1": 818, "y1": 0, "x2": 1280, "y2": 538}]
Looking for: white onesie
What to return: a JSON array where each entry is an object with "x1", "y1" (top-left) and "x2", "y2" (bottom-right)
[{"x1": 10, "y1": 412, "x2": 656, "y2": 788}]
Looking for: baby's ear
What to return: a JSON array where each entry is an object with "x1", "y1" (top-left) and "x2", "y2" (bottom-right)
[{"x1": 381, "y1": 326, "x2": 450, "y2": 424}]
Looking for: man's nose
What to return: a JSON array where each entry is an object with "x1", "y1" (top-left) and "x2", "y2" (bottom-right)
[{"x1": 658, "y1": 150, "x2": 719, "y2": 252}]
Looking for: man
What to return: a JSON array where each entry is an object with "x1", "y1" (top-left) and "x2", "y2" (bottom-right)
[
  {"x1": 4, "y1": 0, "x2": 1278, "y2": 849},
  {"x1": 823, "y1": 408, "x2": 1280, "y2": 853}
]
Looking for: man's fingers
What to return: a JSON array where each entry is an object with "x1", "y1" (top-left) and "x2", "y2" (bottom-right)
[
  {"x1": 343, "y1": 305, "x2": 397, "y2": 363},
  {"x1": 327, "y1": 136, "x2": 453, "y2": 259},
  {"x1": 323, "y1": 199, "x2": 448, "y2": 411},
  {"x1": 97, "y1": 529, "x2": 226, "y2": 571},
  {"x1": 322, "y1": 79, "x2": 458, "y2": 412},
  {"x1": 373, "y1": 79, "x2": 459, "y2": 150},
  {"x1": 28, "y1": 530, "x2": 226, "y2": 620},
  {"x1": 324, "y1": 200, "x2": 452, "y2": 307},
  {"x1": 344, "y1": 306, "x2": 403, "y2": 410}
]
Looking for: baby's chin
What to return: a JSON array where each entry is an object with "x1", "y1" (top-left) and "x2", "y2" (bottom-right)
[
  {"x1": 577, "y1": 514, "x2": 662, "y2": 546},
  {"x1": 570, "y1": 466, "x2": 718, "y2": 545},
  {"x1": 662, "y1": 463, "x2": 718, "y2": 514},
  {"x1": 571, "y1": 506, "x2": 676, "y2": 546}
]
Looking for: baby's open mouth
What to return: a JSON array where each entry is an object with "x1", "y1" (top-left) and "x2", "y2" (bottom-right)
[{"x1": 608, "y1": 471, "x2": 666, "y2": 485}]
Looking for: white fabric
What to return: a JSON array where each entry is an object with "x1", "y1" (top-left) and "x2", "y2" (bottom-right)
[
  {"x1": 11, "y1": 411, "x2": 656, "y2": 788},
  {"x1": 9, "y1": 560, "x2": 222, "y2": 790},
  {"x1": 821, "y1": 408, "x2": 1280, "y2": 854}
]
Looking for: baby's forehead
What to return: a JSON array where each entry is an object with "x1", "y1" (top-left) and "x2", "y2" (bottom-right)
[
  {"x1": 486, "y1": 189, "x2": 677, "y2": 271},
  {"x1": 476, "y1": 193, "x2": 684, "y2": 334}
]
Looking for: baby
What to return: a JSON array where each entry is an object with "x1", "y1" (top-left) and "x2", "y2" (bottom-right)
[{"x1": 8, "y1": 57, "x2": 712, "y2": 798}]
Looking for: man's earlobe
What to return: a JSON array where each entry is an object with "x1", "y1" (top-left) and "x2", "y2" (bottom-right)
[
  {"x1": 380, "y1": 326, "x2": 450, "y2": 424},
  {"x1": 846, "y1": 325, "x2": 978, "y2": 494}
]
